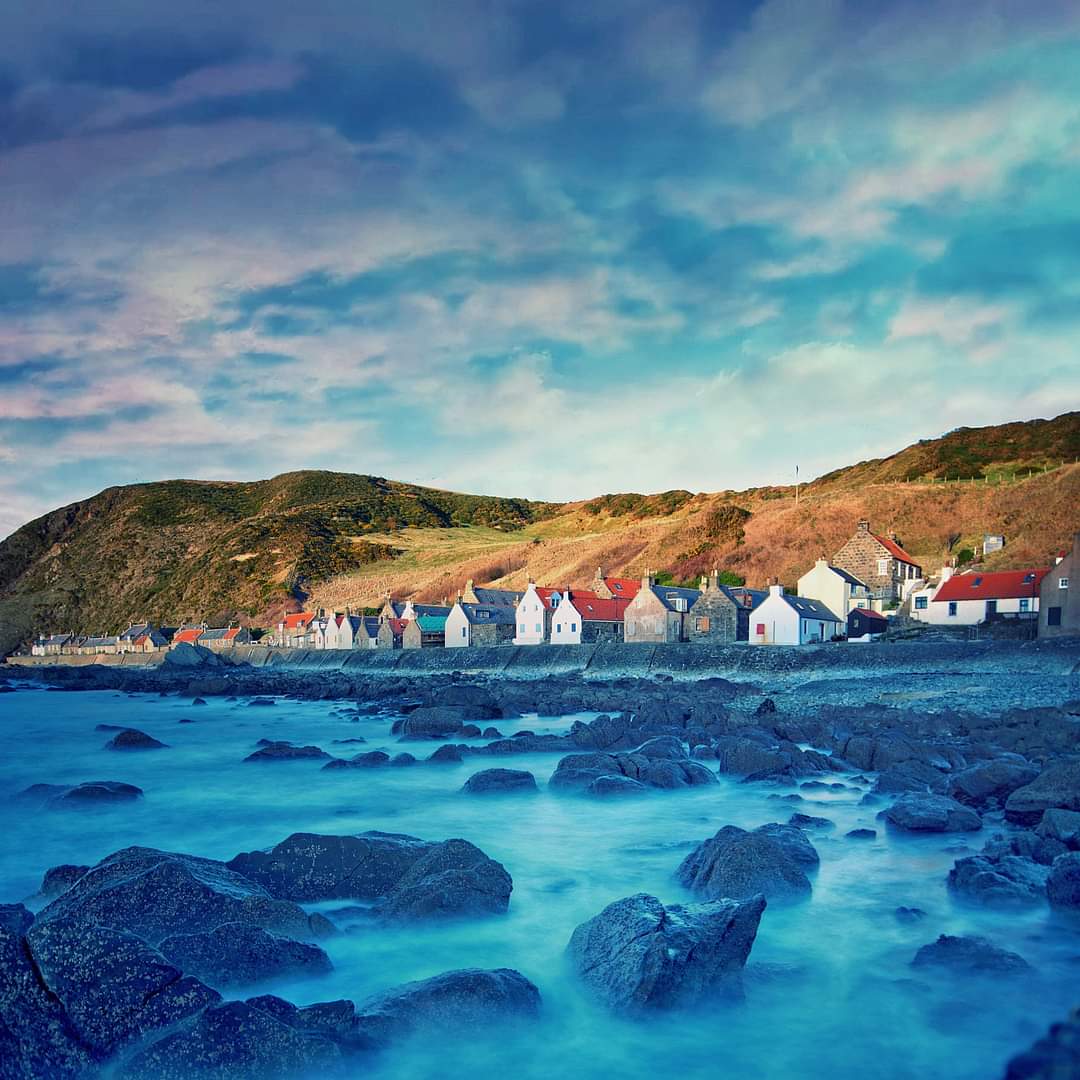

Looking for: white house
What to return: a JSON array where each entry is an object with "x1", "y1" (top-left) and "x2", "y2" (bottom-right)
[
  {"x1": 914, "y1": 567, "x2": 1048, "y2": 625},
  {"x1": 748, "y1": 585, "x2": 843, "y2": 645},
  {"x1": 550, "y1": 590, "x2": 582, "y2": 644},
  {"x1": 797, "y1": 558, "x2": 875, "y2": 616},
  {"x1": 513, "y1": 582, "x2": 554, "y2": 645},
  {"x1": 445, "y1": 601, "x2": 516, "y2": 647},
  {"x1": 549, "y1": 590, "x2": 626, "y2": 644}
]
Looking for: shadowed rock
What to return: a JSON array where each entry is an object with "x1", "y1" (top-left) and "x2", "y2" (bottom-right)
[
  {"x1": 911, "y1": 934, "x2": 1031, "y2": 975},
  {"x1": 1006, "y1": 762, "x2": 1080, "y2": 826},
  {"x1": 1005, "y1": 1008, "x2": 1080, "y2": 1079},
  {"x1": 948, "y1": 759, "x2": 1039, "y2": 809},
  {"x1": 37, "y1": 864, "x2": 89, "y2": 898},
  {"x1": 1047, "y1": 852, "x2": 1080, "y2": 909},
  {"x1": 322, "y1": 751, "x2": 390, "y2": 769},
  {"x1": 880, "y1": 793, "x2": 981, "y2": 833},
  {"x1": 245, "y1": 743, "x2": 329, "y2": 762},
  {"x1": 1037, "y1": 808, "x2": 1080, "y2": 849},
  {"x1": 105, "y1": 728, "x2": 167, "y2": 750},
  {"x1": 549, "y1": 744, "x2": 715, "y2": 793},
  {"x1": 948, "y1": 852, "x2": 1048, "y2": 907},
  {"x1": 159, "y1": 923, "x2": 333, "y2": 987},
  {"x1": 677, "y1": 826, "x2": 812, "y2": 902},
  {"x1": 49, "y1": 781, "x2": 144, "y2": 807},
  {"x1": 462, "y1": 768, "x2": 537, "y2": 794},
  {"x1": 566, "y1": 892, "x2": 765, "y2": 1013}
]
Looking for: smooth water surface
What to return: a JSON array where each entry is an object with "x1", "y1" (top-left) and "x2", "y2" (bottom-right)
[{"x1": 1, "y1": 686, "x2": 1076, "y2": 1080}]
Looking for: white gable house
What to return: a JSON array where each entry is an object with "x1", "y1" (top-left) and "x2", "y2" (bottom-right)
[
  {"x1": 748, "y1": 585, "x2": 843, "y2": 645},
  {"x1": 514, "y1": 582, "x2": 552, "y2": 645}
]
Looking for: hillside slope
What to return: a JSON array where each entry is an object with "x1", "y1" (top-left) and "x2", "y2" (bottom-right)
[{"x1": 1, "y1": 413, "x2": 1078, "y2": 655}]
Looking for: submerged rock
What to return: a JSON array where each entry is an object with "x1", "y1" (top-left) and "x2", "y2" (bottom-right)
[
  {"x1": 549, "y1": 745, "x2": 715, "y2": 793},
  {"x1": 846, "y1": 828, "x2": 877, "y2": 840},
  {"x1": 1005, "y1": 1007, "x2": 1080, "y2": 1079},
  {"x1": 105, "y1": 728, "x2": 167, "y2": 750},
  {"x1": 880, "y1": 793, "x2": 981, "y2": 833},
  {"x1": 947, "y1": 852, "x2": 1048, "y2": 907},
  {"x1": 461, "y1": 768, "x2": 537, "y2": 794},
  {"x1": 50, "y1": 780, "x2": 144, "y2": 806},
  {"x1": 428, "y1": 744, "x2": 467, "y2": 764},
  {"x1": 322, "y1": 751, "x2": 390, "y2": 769},
  {"x1": 245, "y1": 743, "x2": 330, "y2": 762},
  {"x1": 36, "y1": 846, "x2": 328, "y2": 946},
  {"x1": 566, "y1": 892, "x2": 765, "y2": 1013},
  {"x1": 355, "y1": 968, "x2": 540, "y2": 1042},
  {"x1": 676, "y1": 825, "x2": 812, "y2": 902},
  {"x1": 159, "y1": 923, "x2": 333, "y2": 987},
  {"x1": 910, "y1": 934, "x2": 1031, "y2": 975},
  {"x1": 588, "y1": 775, "x2": 649, "y2": 797}
]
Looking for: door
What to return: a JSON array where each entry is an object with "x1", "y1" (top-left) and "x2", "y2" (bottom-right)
[{"x1": 986, "y1": 600, "x2": 997, "y2": 618}]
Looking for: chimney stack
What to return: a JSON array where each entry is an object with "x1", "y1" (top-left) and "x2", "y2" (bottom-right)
[{"x1": 857, "y1": 520, "x2": 870, "y2": 532}]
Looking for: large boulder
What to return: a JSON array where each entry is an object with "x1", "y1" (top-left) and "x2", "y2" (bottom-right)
[
  {"x1": 461, "y1": 769, "x2": 538, "y2": 794},
  {"x1": 36, "y1": 847, "x2": 328, "y2": 946},
  {"x1": 105, "y1": 728, "x2": 167, "y2": 750},
  {"x1": 119, "y1": 1000, "x2": 344, "y2": 1079},
  {"x1": 947, "y1": 854, "x2": 1048, "y2": 907},
  {"x1": 1005, "y1": 761, "x2": 1080, "y2": 826},
  {"x1": 228, "y1": 831, "x2": 513, "y2": 920},
  {"x1": 50, "y1": 781, "x2": 144, "y2": 806},
  {"x1": 1005, "y1": 1008, "x2": 1080, "y2": 1079},
  {"x1": 880, "y1": 793, "x2": 981, "y2": 833},
  {"x1": 1037, "y1": 808, "x2": 1080, "y2": 849},
  {"x1": 355, "y1": 968, "x2": 540, "y2": 1043},
  {"x1": 395, "y1": 703, "x2": 498, "y2": 739},
  {"x1": 1047, "y1": 852, "x2": 1080, "y2": 909},
  {"x1": 566, "y1": 892, "x2": 765, "y2": 1013},
  {"x1": 756, "y1": 823, "x2": 821, "y2": 870},
  {"x1": 159, "y1": 923, "x2": 333, "y2": 987},
  {"x1": 676, "y1": 826, "x2": 812, "y2": 902},
  {"x1": 0, "y1": 905, "x2": 95, "y2": 1078},
  {"x1": 549, "y1": 748, "x2": 715, "y2": 793},
  {"x1": 245, "y1": 743, "x2": 329, "y2": 762},
  {"x1": 26, "y1": 917, "x2": 219, "y2": 1055},
  {"x1": 38, "y1": 864, "x2": 90, "y2": 898},
  {"x1": 910, "y1": 934, "x2": 1031, "y2": 975},
  {"x1": 947, "y1": 759, "x2": 1039, "y2": 809}
]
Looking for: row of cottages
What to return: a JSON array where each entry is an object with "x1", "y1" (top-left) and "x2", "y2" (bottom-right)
[
  {"x1": 512, "y1": 583, "x2": 629, "y2": 645},
  {"x1": 32, "y1": 623, "x2": 172, "y2": 656},
  {"x1": 170, "y1": 624, "x2": 253, "y2": 649},
  {"x1": 908, "y1": 566, "x2": 1049, "y2": 626}
]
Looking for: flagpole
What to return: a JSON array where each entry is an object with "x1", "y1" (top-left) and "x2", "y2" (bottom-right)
[{"x1": 795, "y1": 464, "x2": 800, "y2": 507}]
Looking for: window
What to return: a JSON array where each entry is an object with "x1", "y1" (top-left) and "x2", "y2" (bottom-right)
[
  {"x1": 756, "y1": 623, "x2": 765, "y2": 635},
  {"x1": 535, "y1": 624, "x2": 541, "y2": 633},
  {"x1": 972, "y1": 577, "x2": 983, "y2": 588},
  {"x1": 1019, "y1": 598, "x2": 1030, "y2": 612},
  {"x1": 627, "y1": 623, "x2": 636, "y2": 637},
  {"x1": 948, "y1": 601, "x2": 958, "y2": 617},
  {"x1": 571, "y1": 623, "x2": 577, "y2": 632},
  {"x1": 914, "y1": 596, "x2": 928, "y2": 610},
  {"x1": 1023, "y1": 572, "x2": 1035, "y2": 584},
  {"x1": 555, "y1": 623, "x2": 561, "y2": 633},
  {"x1": 461, "y1": 627, "x2": 467, "y2": 638},
  {"x1": 877, "y1": 558, "x2": 889, "y2": 576},
  {"x1": 1061, "y1": 577, "x2": 1070, "y2": 589},
  {"x1": 695, "y1": 616, "x2": 710, "y2": 632},
  {"x1": 519, "y1": 623, "x2": 525, "y2": 633},
  {"x1": 1048, "y1": 606, "x2": 1062, "y2": 626},
  {"x1": 986, "y1": 600, "x2": 997, "y2": 616}
]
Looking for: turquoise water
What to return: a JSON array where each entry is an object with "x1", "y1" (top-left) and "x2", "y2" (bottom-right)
[{"x1": 1, "y1": 686, "x2": 1076, "y2": 1079}]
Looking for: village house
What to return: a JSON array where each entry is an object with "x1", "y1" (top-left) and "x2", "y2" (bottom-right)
[
  {"x1": 590, "y1": 568, "x2": 641, "y2": 602},
  {"x1": 748, "y1": 585, "x2": 843, "y2": 645},
  {"x1": 445, "y1": 601, "x2": 516, "y2": 647},
  {"x1": 276, "y1": 612, "x2": 315, "y2": 648},
  {"x1": 78, "y1": 635, "x2": 121, "y2": 655},
  {"x1": 513, "y1": 582, "x2": 559, "y2": 645},
  {"x1": 354, "y1": 616, "x2": 380, "y2": 648},
  {"x1": 798, "y1": 559, "x2": 875, "y2": 618},
  {"x1": 118, "y1": 623, "x2": 170, "y2": 652},
  {"x1": 685, "y1": 571, "x2": 746, "y2": 644},
  {"x1": 623, "y1": 575, "x2": 699, "y2": 644},
  {"x1": 403, "y1": 613, "x2": 447, "y2": 649},
  {"x1": 200, "y1": 626, "x2": 253, "y2": 650},
  {"x1": 31, "y1": 633, "x2": 72, "y2": 656},
  {"x1": 549, "y1": 590, "x2": 627, "y2": 645},
  {"x1": 377, "y1": 617, "x2": 407, "y2": 649},
  {"x1": 462, "y1": 580, "x2": 523, "y2": 607},
  {"x1": 913, "y1": 566, "x2": 1047, "y2": 626},
  {"x1": 833, "y1": 520, "x2": 923, "y2": 604},
  {"x1": 171, "y1": 625, "x2": 206, "y2": 648},
  {"x1": 848, "y1": 607, "x2": 888, "y2": 641},
  {"x1": 1040, "y1": 533, "x2": 1079, "y2": 638}
]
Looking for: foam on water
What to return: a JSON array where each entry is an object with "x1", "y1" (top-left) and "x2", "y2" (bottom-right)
[{"x1": 1, "y1": 687, "x2": 1077, "y2": 1079}]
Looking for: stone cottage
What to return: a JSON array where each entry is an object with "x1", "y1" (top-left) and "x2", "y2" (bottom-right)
[
  {"x1": 1040, "y1": 532, "x2": 1079, "y2": 638},
  {"x1": 623, "y1": 575, "x2": 699, "y2": 643},
  {"x1": 832, "y1": 520, "x2": 922, "y2": 604},
  {"x1": 445, "y1": 602, "x2": 516, "y2": 647},
  {"x1": 686, "y1": 571, "x2": 741, "y2": 644}
]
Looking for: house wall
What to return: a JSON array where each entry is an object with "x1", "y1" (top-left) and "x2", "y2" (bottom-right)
[
  {"x1": 582, "y1": 620, "x2": 623, "y2": 644},
  {"x1": 832, "y1": 522, "x2": 920, "y2": 602},
  {"x1": 472, "y1": 622, "x2": 513, "y2": 647},
  {"x1": 797, "y1": 561, "x2": 871, "y2": 616},
  {"x1": 514, "y1": 585, "x2": 548, "y2": 645},
  {"x1": 445, "y1": 606, "x2": 471, "y2": 647},
  {"x1": 748, "y1": 594, "x2": 799, "y2": 645},
  {"x1": 686, "y1": 585, "x2": 738, "y2": 644},
  {"x1": 1039, "y1": 536, "x2": 1079, "y2": 638},
  {"x1": 925, "y1": 596, "x2": 1039, "y2": 626},
  {"x1": 624, "y1": 586, "x2": 681, "y2": 643},
  {"x1": 550, "y1": 596, "x2": 583, "y2": 645}
]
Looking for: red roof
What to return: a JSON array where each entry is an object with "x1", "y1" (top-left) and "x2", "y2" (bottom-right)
[
  {"x1": 933, "y1": 568, "x2": 1049, "y2": 602},
  {"x1": 603, "y1": 577, "x2": 641, "y2": 600},
  {"x1": 850, "y1": 607, "x2": 887, "y2": 623},
  {"x1": 223, "y1": 627, "x2": 242, "y2": 641},
  {"x1": 173, "y1": 628, "x2": 203, "y2": 644},
  {"x1": 535, "y1": 587, "x2": 602, "y2": 610},
  {"x1": 387, "y1": 618, "x2": 408, "y2": 634},
  {"x1": 282, "y1": 611, "x2": 314, "y2": 630},
  {"x1": 566, "y1": 595, "x2": 629, "y2": 622},
  {"x1": 872, "y1": 533, "x2": 920, "y2": 567}
]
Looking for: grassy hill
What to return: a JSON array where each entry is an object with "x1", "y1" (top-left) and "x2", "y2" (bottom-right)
[{"x1": 1, "y1": 413, "x2": 1078, "y2": 655}]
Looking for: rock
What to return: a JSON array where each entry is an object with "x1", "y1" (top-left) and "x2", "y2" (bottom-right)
[
  {"x1": 880, "y1": 793, "x2": 981, "y2": 833},
  {"x1": 894, "y1": 906, "x2": 926, "y2": 922},
  {"x1": 788, "y1": 813, "x2": 834, "y2": 830},
  {"x1": 462, "y1": 769, "x2": 538, "y2": 794},
  {"x1": 248, "y1": 697, "x2": 277, "y2": 707},
  {"x1": 192, "y1": 698, "x2": 207, "y2": 705},
  {"x1": 460, "y1": 724, "x2": 482, "y2": 738},
  {"x1": 26, "y1": 917, "x2": 220, "y2": 1055},
  {"x1": 1006, "y1": 761, "x2": 1080, "y2": 826},
  {"x1": 396, "y1": 705, "x2": 497, "y2": 739},
  {"x1": 322, "y1": 751, "x2": 391, "y2": 769},
  {"x1": 948, "y1": 759, "x2": 1040, "y2": 809},
  {"x1": 587, "y1": 775, "x2": 649, "y2": 797},
  {"x1": 1036, "y1": 808, "x2": 1080, "y2": 849},
  {"x1": 910, "y1": 934, "x2": 1031, "y2": 975},
  {"x1": 482, "y1": 727, "x2": 503, "y2": 739},
  {"x1": 566, "y1": 892, "x2": 765, "y2": 1013},
  {"x1": 50, "y1": 780, "x2": 144, "y2": 805},
  {"x1": 245, "y1": 743, "x2": 329, "y2": 762},
  {"x1": 846, "y1": 828, "x2": 877, "y2": 839},
  {"x1": 355, "y1": 968, "x2": 540, "y2": 1043},
  {"x1": 1047, "y1": 852, "x2": 1080, "y2": 909},
  {"x1": 676, "y1": 825, "x2": 812, "y2": 902},
  {"x1": 550, "y1": 749, "x2": 715, "y2": 792},
  {"x1": 428, "y1": 744, "x2": 466, "y2": 764},
  {"x1": 228, "y1": 832, "x2": 513, "y2": 920},
  {"x1": 37, "y1": 864, "x2": 89, "y2": 898},
  {"x1": 872, "y1": 761, "x2": 948, "y2": 795},
  {"x1": 105, "y1": 728, "x2": 167, "y2": 750},
  {"x1": 390, "y1": 753, "x2": 417, "y2": 767},
  {"x1": 120, "y1": 1000, "x2": 343, "y2": 1079},
  {"x1": 332, "y1": 737, "x2": 368, "y2": 745},
  {"x1": 948, "y1": 851, "x2": 1049, "y2": 907},
  {"x1": 1005, "y1": 1008, "x2": 1080, "y2": 1079},
  {"x1": 159, "y1": 923, "x2": 333, "y2": 987},
  {"x1": 755, "y1": 823, "x2": 820, "y2": 869},
  {"x1": 37, "y1": 846, "x2": 328, "y2": 946}
]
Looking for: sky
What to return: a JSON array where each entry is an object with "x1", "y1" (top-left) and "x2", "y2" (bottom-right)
[{"x1": 2, "y1": 0, "x2": 1080, "y2": 539}]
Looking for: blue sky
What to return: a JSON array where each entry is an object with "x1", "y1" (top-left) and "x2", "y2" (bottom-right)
[{"x1": 1, "y1": 0, "x2": 1079, "y2": 538}]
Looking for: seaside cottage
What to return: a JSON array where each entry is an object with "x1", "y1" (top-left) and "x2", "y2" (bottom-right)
[
  {"x1": 445, "y1": 601, "x2": 516, "y2": 647},
  {"x1": 171, "y1": 626, "x2": 206, "y2": 647},
  {"x1": 354, "y1": 616, "x2": 380, "y2": 649},
  {"x1": 917, "y1": 567, "x2": 1048, "y2": 626},
  {"x1": 376, "y1": 617, "x2": 407, "y2": 649},
  {"x1": 549, "y1": 590, "x2": 626, "y2": 644},
  {"x1": 686, "y1": 571, "x2": 744, "y2": 644},
  {"x1": 848, "y1": 607, "x2": 888, "y2": 641},
  {"x1": 1040, "y1": 532, "x2": 1079, "y2": 638},
  {"x1": 118, "y1": 623, "x2": 169, "y2": 652},
  {"x1": 747, "y1": 585, "x2": 843, "y2": 645},
  {"x1": 199, "y1": 626, "x2": 253, "y2": 650},
  {"x1": 462, "y1": 580, "x2": 523, "y2": 607},
  {"x1": 403, "y1": 613, "x2": 447, "y2": 649},
  {"x1": 623, "y1": 575, "x2": 699, "y2": 644},
  {"x1": 513, "y1": 582, "x2": 560, "y2": 645},
  {"x1": 32, "y1": 633, "x2": 72, "y2": 656},
  {"x1": 798, "y1": 558, "x2": 875, "y2": 617},
  {"x1": 833, "y1": 520, "x2": 923, "y2": 604},
  {"x1": 590, "y1": 568, "x2": 642, "y2": 602},
  {"x1": 78, "y1": 635, "x2": 121, "y2": 655},
  {"x1": 277, "y1": 611, "x2": 315, "y2": 648}
]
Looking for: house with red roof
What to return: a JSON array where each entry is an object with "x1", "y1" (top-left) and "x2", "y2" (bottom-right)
[
  {"x1": 200, "y1": 626, "x2": 253, "y2": 649},
  {"x1": 913, "y1": 565, "x2": 1047, "y2": 626},
  {"x1": 171, "y1": 625, "x2": 206, "y2": 647},
  {"x1": 276, "y1": 611, "x2": 315, "y2": 647},
  {"x1": 1040, "y1": 532, "x2": 1079, "y2": 638},
  {"x1": 833, "y1": 520, "x2": 923, "y2": 604},
  {"x1": 377, "y1": 616, "x2": 408, "y2": 649},
  {"x1": 590, "y1": 568, "x2": 641, "y2": 602},
  {"x1": 549, "y1": 589, "x2": 627, "y2": 645}
]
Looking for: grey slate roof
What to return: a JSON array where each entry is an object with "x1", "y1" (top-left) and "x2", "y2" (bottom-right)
[
  {"x1": 652, "y1": 585, "x2": 701, "y2": 612},
  {"x1": 828, "y1": 564, "x2": 869, "y2": 589},
  {"x1": 720, "y1": 586, "x2": 768, "y2": 610},
  {"x1": 461, "y1": 603, "x2": 517, "y2": 625},
  {"x1": 781, "y1": 595, "x2": 842, "y2": 622},
  {"x1": 362, "y1": 616, "x2": 380, "y2": 637},
  {"x1": 411, "y1": 603, "x2": 452, "y2": 618},
  {"x1": 470, "y1": 587, "x2": 522, "y2": 607}
]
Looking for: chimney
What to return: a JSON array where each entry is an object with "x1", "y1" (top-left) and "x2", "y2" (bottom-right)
[
  {"x1": 816, "y1": 556, "x2": 828, "y2": 568},
  {"x1": 857, "y1": 520, "x2": 870, "y2": 532},
  {"x1": 940, "y1": 566, "x2": 954, "y2": 583},
  {"x1": 641, "y1": 568, "x2": 654, "y2": 589},
  {"x1": 769, "y1": 579, "x2": 783, "y2": 596},
  {"x1": 888, "y1": 530, "x2": 898, "y2": 542}
]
